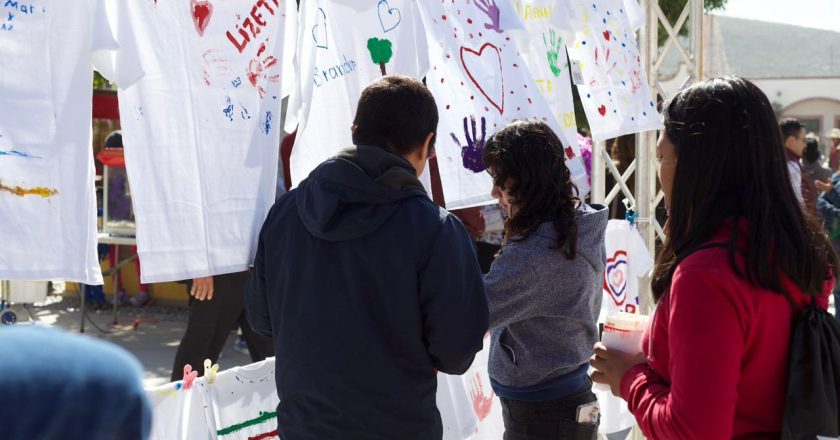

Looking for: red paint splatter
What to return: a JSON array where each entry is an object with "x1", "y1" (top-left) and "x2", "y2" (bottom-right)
[
  {"x1": 467, "y1": 18, "x2": 473, "y2": 24},
  {"x1": 565, "y1": 146, "x2": 575, "y2": 159},
  {"x1": 191, "y1": 0, "x2": 213, "y2": 37},
  {"x1": 603, "y1": 30, "x2": 611, "y2": 41},
  {"x1": 598, "y1": 105, "x2": 607, "y2": 116},
  {"x1": 484, "y1": 106, "x2": 489, "y2": 112},
  {"x1": 256, "y1": 42, "x2": 267, "y2": 57},
  {"x1": 442, "y1": 15, "x2": 447, "y2": 20},
  {"x1": 248, "y1": 430, "x2": 278, "y2": 440}
]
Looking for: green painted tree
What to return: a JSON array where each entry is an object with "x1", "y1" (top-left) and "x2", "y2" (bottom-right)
[{"x1": 367, "y1": 38, "x2": 394, "y2": 76}]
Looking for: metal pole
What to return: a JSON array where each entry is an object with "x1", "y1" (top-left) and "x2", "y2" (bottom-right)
[
  {"x1": 112, "y1": 245, "x2": 119, "y2": 325},
  {"x1": 80, "y1": 284, "x2": 86, "y2": 333},
  {"x1": 635, "y1": 0, "x2": 659, "y2": 317},
  {"x1": 591, "y1": 140, "x2": 608, "y2": 204}
]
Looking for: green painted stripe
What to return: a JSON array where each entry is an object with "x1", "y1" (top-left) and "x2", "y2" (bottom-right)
[{"x1": 217, "y1": 411, "x2": 278, "y2": 436}]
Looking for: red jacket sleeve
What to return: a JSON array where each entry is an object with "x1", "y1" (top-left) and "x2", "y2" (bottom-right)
[{"x1": 620, "y1": 268, "x2": 745, "y2": 440}]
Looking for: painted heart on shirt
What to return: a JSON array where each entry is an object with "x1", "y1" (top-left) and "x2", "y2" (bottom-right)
[
  {"x1": 604, "y1": 250, "x2": 628, "y2": 305},
  {"x1": 460, "y1": 43, "x2": 505, "y2": 115},
  {"x1": 312, "y1": 7, "x2": 328, "y2": 49},
  {"x1": 377, "y1": 0, "x2": 402, "y2": 33},
  {"x1": 191, "y1": 0, "x2": 213, "y2": 37}
]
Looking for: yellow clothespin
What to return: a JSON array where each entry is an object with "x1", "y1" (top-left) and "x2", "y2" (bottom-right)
[{"x1": 204, "y1": 359, "x2": 219, "y2": 384}]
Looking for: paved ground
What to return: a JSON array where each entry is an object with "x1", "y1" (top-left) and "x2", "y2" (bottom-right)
[{"x1": 11, "y1": 292, "x2": 253, "y2": 388}]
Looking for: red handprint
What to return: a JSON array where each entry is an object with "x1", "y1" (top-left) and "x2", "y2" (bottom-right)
[
  {"x1": 469, "y1": 372, "x2": 495, "y2": 421},
  {"x1": 247, "y1": 53, "x2": 280, "y2": 99}
]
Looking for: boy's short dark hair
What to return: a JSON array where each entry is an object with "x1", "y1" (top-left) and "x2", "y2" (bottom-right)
[
  {"x1": 352, "y1": 76, "x2": 438, "y2": 156},
  {"x1": 779, "y1": 118, "x2": 804, "y2": 141}
]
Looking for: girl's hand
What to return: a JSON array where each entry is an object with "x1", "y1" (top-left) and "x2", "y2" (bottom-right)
[{"x1": 589, "y1": 342, "x2": 648, "y2": 397}]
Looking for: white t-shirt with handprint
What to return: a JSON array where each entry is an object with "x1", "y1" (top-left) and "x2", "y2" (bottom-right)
[{"x1": 417, "y1": 0, "x2": 589, "y2": 209}]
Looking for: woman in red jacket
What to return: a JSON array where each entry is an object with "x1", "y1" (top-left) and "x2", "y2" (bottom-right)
[{"x1": 589, "y1": 76, "x2": 838, "y2": 439}]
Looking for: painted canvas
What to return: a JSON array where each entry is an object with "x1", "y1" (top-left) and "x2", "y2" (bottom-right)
[
  {"x1": 417, "y1": 0, "x2": 589, "y2": 209},
  {"x1": 99, "y1": 0, "x2": 291, "y2": 282},
  {"x1": 0, "y1": 0, "x2": 118, "y2": 284},
  {"x1": 567, "y1": 0, "x2": 662, "y2": 141},
  {"x1": 510, "y1": 0, "x2": 580, "y2": 150},
  {"x1": 286, "y1": 0, "x2": 429, "y2": 186}
]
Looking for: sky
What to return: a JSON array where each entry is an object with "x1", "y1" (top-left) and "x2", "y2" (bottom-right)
[{"x1": 713, "y1": 0, "x2": 840, "y2": 31}]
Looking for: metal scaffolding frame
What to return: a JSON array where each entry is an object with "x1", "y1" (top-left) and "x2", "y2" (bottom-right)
[{"x1": 590, "y1": 0, "x2": 704, "y2": 317}]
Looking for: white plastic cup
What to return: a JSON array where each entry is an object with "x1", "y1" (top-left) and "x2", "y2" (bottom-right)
[{"x1": 593, "y1": 313, "x2": 649, "y2": 392}]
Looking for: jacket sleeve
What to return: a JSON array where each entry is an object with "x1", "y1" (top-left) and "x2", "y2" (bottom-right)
[
  {"x1": 245, "y1": 222, "x2": 273, "y2": 337},
  {"x1": 818, "y1": 179, "x2": 840, "y2": 229},
  {"x1": 483, "y1": 244, "x2": 541, "y2": 330},
  {"x1": 620, "y1": 269, "x2": 743, "y2": 440},
  {"x1": 417, "y1": 214, "x2": 489, "y2": 375}
]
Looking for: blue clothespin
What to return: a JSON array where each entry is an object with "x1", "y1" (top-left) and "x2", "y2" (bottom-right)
[{"x1": 623, "y1": 198, "x2": 636, "y2": 226}]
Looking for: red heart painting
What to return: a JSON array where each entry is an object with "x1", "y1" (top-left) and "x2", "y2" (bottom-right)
[
  {"x1": 460, "y1": 43, "x2": 505, "y2": 115},
  {"x1": 603, "y1": 30, "x2": 611, "y2": 41},
  {"x1": 598, "y1": 105, "x2": 607, "y2": 116},
  {"x1": 191, "y1": 0, "x2": 213, "y2": 37}
]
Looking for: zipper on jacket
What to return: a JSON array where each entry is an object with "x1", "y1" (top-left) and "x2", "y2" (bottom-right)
[{"x1": 500, "y1": 342, "x2": 518, "y2": 365}]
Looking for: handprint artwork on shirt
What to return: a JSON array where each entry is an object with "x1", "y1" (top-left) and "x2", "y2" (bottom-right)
[
  {"x1": 543, "y1": 28, "x2": 568, "y2": 78},
  {"x1": 450, "y1": 115, "x2": 488, "y2": 173},
  {"x1": 475, "y1": 0, "x2": 503, "y2": 33}
]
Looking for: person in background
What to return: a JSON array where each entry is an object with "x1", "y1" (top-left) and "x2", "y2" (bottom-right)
[
  {"x1": 170, "y1": 272, "x2": 274, "y2": 381},
  {"x1": 482, "y1": 121, "x2": 608, "y2": 440},
  {"x1": 817, "y1": 171, "x2": 840, "y2": 323},
  {"x1": 476, "y1": 204, "x2": 505, "y2": 273},
  {"x1": 0, "y1": 326, "x2": 151, "y2": 439},
  {"x1": 802, "y1": 133, "x2": 833, "y2": 196},
  {"x1": 246, "y1": 76, "x2": 488, "y2": 439},
  {"x1": 826, "y1": 128, "x2": 840, "y2": 170},
  {"x1": 780, "y1": 118, "x2": 813, "y2": 211},
  {"x1": 589, "y1": 76, "x2": 837, "y2": 439}
]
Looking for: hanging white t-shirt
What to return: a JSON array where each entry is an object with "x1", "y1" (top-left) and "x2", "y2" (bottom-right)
[
  {"x1": 437, "y1": 372, "x2": 478, "y2": 440},
  {"x1": 197, "y1": 357, "x2": 279, "y2": 440},
  {"x1": 98, "y1": 0, "x2": 290, "y2": 282},
  {"x1": 0, "y1": 0, "x2": 127, "y2": 284},
  {"x1": 566, "y1": 0, "x2": 663, "y2": 142},
  {"x1": 457, "y1": 334, "x2": 505, "y2": 439},
  {"x1": 146, "y1": 382, "x2": 212, "y2": 440},
  {"x1": 595, "y1": 219, "x2": 653, "y2": 435},
  {"x1": 417, "y1": 0, "x2": 589, "y2": 209},
  {"x1": 285, "y1": 0, "x2": 429, "y2": 186},
  {"x1": 509, "y1": 0, "x2": 579, "y2": 149}
]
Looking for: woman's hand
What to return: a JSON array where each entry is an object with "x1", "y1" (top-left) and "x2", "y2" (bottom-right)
[
  {"x1": 589, "y1": 342, "x2": 648, "y2": 397},
  {"x1": 190, "y1": 276, "x2": 214, "y2": 301}
]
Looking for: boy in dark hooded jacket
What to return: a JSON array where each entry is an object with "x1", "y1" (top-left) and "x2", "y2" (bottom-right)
[{"x1": 246, "y1": 76, "x2": 489, "y2": 439}]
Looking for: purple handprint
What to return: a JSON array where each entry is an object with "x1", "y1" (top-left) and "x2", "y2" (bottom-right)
[
  {"x1": 475, "y1": 0, "x2": 502, "y2": 33},
  {"x1": 451, "y1": 115, "x2": 488, "y2": 173}
]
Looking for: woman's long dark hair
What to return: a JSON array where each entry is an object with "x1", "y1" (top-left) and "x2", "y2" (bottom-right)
[
  {"x1": 651, "y1": 76, "x2": 838, "y2": 301},
  {"x1": 483, "y1": 121, "x2": 580, "y2": 258}
]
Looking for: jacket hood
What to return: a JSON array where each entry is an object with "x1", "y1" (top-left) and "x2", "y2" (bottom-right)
[
  {"x1": 296, "y1": 145, "x2": 427, "y2": 241},
  {"x1": 532, "y1": 203, "x2": 609, "y2": 271}
]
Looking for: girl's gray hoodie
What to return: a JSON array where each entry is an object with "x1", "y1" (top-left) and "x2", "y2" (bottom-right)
[{"x1": 484, "y1": 203, "x2": 608, "y2": 388}]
